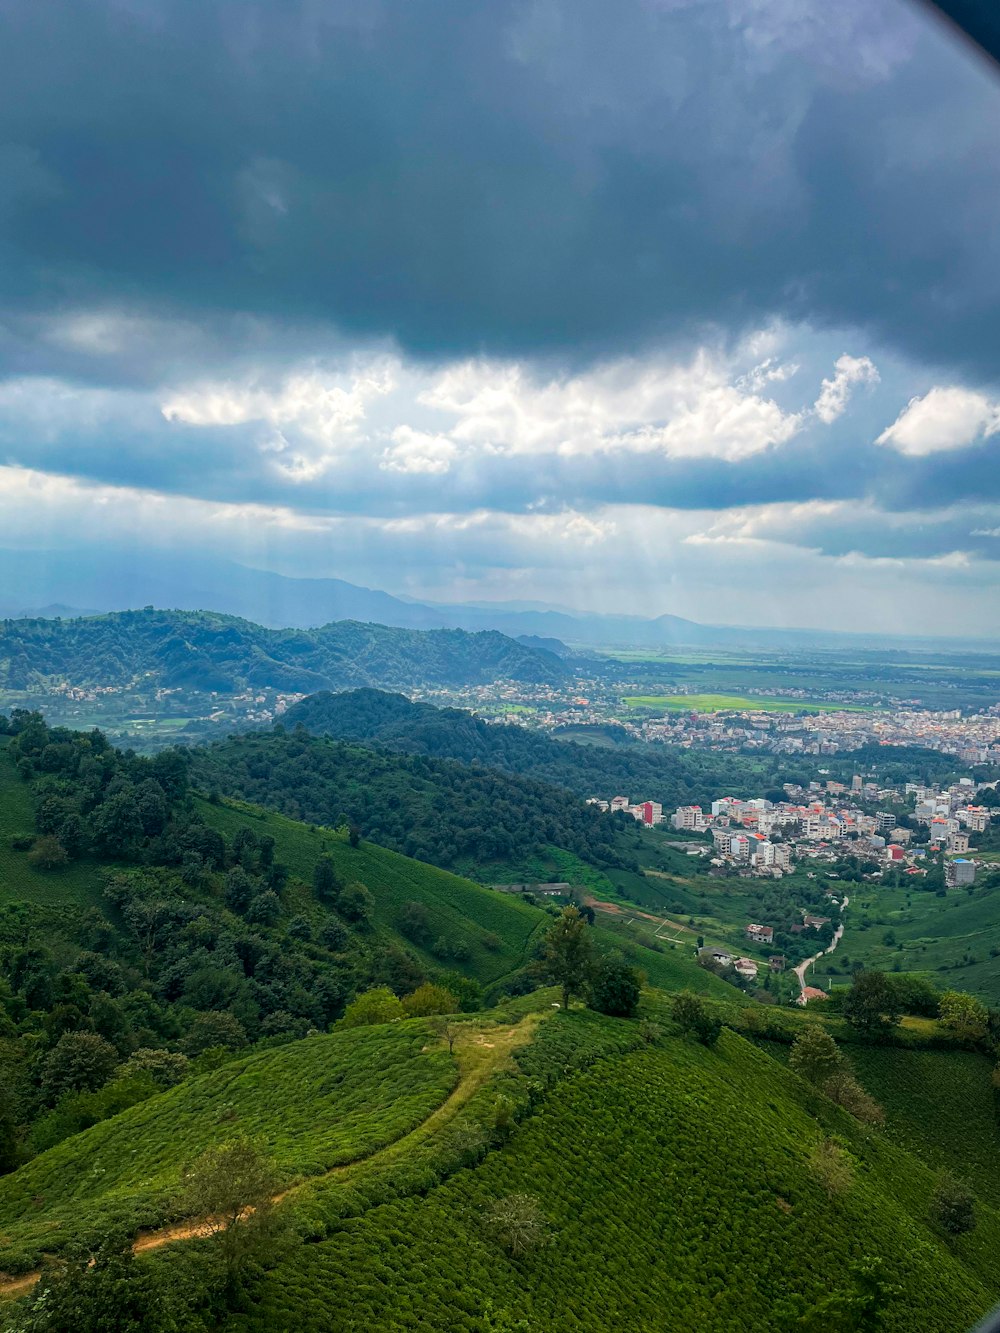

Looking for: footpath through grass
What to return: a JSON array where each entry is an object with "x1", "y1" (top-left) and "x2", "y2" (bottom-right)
[
  {"x1": 233, "y1": 1022, "x2": 1000, "y2": 1333},
  {"x1": 0, "y1": 1022, "x2": 457, "y2": 1277}
]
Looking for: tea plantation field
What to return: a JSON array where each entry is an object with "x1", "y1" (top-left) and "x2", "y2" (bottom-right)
[
  {"x1": 0, "y1": 1022, "x2": 456, "y2": 1274},
  {"x1": 838, "y1": 880, "x2": 1000, "y2": 1006},
  {"x1": 231, "y1": 1024, "x2": 1000, "y2": 1333},
  {"x1": 849, "y1": 1045, "x2": 1000, "y2": 1199}
]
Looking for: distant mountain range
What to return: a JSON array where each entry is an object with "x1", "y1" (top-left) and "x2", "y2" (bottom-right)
[
  {"x1": 1, "y1": 547, "x2": 998, "y2": 652},
  {"x1": 0, "y1": 609, "x2": 567, "y2": 693}
]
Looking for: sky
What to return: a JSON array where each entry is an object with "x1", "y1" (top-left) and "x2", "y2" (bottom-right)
[{"x1": 1, "y1": 0, "x2": 999, "y2": 634}]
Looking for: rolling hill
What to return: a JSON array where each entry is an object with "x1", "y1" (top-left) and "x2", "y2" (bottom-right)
[
  {"x1": 3, "y1": 713, "x2": 1000, "y2": 1330},
  {"x1": 0, "y1": 609, "x2": 567, "y2": 694},
  {"x1": 189, "y1": 728, "x2": 630, "y2": 877},
  {"x1": 2, "y1": 1003, "x2": 998, "y2": 1331}
]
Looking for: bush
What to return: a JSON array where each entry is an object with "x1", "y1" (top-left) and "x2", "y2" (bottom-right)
[
  {"x1": 340, "y1": 987, "x2": 405, "y2": 1028},
  {"x1": 930, "y1": 1172, "x2": 976, "y2": 1236},
  {"x1": 402, "y1": 983, "x2": 458, "y2": 1017},
  {"x1": 483, "y1": 1194, "x2": 551, "y2": 1257},
  {"x1": 671, "y1": 992, "x2": 722, "y2": 1047},
  {"x1": 822, "y1": 1069, "x2": 885, "y2": 1125},
  {"x1": 810, "y1": 1138, "x2": 854, "y2": 1198},
  {"x1": 788, "y1": 1027, "x2": 843, "y2": 1086},
  {"x1": 589, "y1": 952, "x2": 642, "y2": 1019},
  {"x1": 28, "y1": 836, "x2": 69, "y2": 871}
]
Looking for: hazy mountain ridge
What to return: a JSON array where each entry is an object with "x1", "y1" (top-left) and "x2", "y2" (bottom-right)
[
  {"x1": 0, "y1": 609, "x2": 567, "y2": 693},
  {"x1": 4, "y1": 548, "x2": 996, "y2": 651}
]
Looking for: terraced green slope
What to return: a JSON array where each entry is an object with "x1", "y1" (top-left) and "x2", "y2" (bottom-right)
[
  {"x1": 239, "y1": 1025, "x2": 1000, "y2": 1333},
  {"x1": 850, "y1": 1045, "x2": 1000, "y2": 1200},
  {"x1": 0, "y1": 1022, "x2": 456, "y2": 1274}
]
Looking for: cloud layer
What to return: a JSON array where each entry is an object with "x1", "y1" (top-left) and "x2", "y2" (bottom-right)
[{"x1": 1, "y1": 0, "x2": 1000, "y2": 633}]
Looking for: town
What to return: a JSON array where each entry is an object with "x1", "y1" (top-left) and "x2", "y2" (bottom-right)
[
  {"x1": 585, "y1": 772, "x2": 999, "y2": 1000},
  {"x1": 589, "y1": 773, "x2": 994, "y2": 887}
]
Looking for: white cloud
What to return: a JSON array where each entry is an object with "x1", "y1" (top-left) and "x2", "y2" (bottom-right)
[
  {"x1": 419, "y1": 351, "x2": 802, "y2": 462},
  {"x1": 876, "y1": 385, "x2": 1000, "y2": 456},
  {"x1": 162, "y1": 365, "x2": 393, "y2": 432},
  {"x1": 380, "y1": 426, "x2": 457, "y2": 475},
  {"x1": 813, "y1": 354, "x2": 879, "y2": 424}
]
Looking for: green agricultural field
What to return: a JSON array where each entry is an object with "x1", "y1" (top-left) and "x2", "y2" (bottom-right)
[
  {"x1": 850, "y1": 1046, "x2": 1000, "y2": 1200},
  {"x1": 622, "y1": 692, "x2": 863, "y2": 713},
  {"x1": 837, "y1": 880, "x2": 1000, "y2": 1007},
  {"x1": 235, "y1": 1024, "x2": 1000, "y2": 1333},
  {"x1": 0, "y1": 1022, "x2": 456, "y2": 1274}
]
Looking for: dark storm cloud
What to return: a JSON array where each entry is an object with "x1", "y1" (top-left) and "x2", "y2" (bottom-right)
[{"x1": 0, "y1": 0, "x2": 998, "y2": 383}]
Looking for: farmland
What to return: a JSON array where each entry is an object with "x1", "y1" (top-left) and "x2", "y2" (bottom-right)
[
  {"x1": 0, "y1": 1023, "x2": 457, "y2": 1274},
  {"x1": 621, "y1": 692, "x2": 864, "y2": 713},
  {"x1": 232, "y1": 1017, "x2": 1000, "y2": 1333},
  {"x1": 836, "y1": 877, "x2": 1000, "y2": 1005}
]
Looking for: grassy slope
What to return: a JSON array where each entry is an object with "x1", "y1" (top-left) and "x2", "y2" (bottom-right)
[
  {"x1": 197, "y1": 796, "x2": 546, "y2": 987},
  {"x1": 235, "y1": 1020, "x2": 1000, "y2": 1333},
  {"x1": 839, "y1": 881, "x2": 1000, "y2": 1005},
  {"x1": 197, "y1": 797, "x2": 732, "y2": 998},
  {"x1": 849, "y1": 1045, "x2": 1000, "y2": 1200},
  {"x1": 0, "y1": 1022, "x2": 456, "y2": 1273}
]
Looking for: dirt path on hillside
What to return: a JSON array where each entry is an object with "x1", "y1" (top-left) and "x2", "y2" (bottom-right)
[
  {"x1": 795, "y1": 896, "x2": 850, "y2": 1004},
  {"x1": 0, "y1": 1017, "x2": 538, "y2": 1302},
  {"x1": 584, "y1": 895, "x2": 691, "y2": 934}
]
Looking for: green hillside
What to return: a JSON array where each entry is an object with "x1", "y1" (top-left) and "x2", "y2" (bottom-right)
[
  {"x1": 849, "y1": 1045, "x2": 1000, "y2": 1199},
  {"x1": 837, "y1": 879, "x2": 1000, "y2": 1005},
  {"x1": 191, "y1": 729, "x2": 627, "y2": 879},
  {"x1": 235, "y1": 1013, "x2": 1000, "y2": 1332},
  {"x1": 0, "y1": 1022, "x2": 456, "y2": 1274},
  {"x1": 4, "y1": 1002, "x2": 999, "y2": 1330},
  {"x1": 196, "y1": 796, "x2": 545, "y2": 988},
  {"x1": 0, "y1": 610, "x2": 566, "y2": 694}
]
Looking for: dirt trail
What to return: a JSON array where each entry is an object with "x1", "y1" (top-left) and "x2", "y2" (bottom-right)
[
  {"x1": 0, "y1": 1017, "x2": 538, "y2": 1301},
  {"x1": 583, "y1": 895, "x2": 691, "y2": 934}
]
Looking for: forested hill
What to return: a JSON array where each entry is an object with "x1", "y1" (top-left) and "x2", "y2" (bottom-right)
[
  {"x1": 282, "y1": 688, "x2": 774, "y2": 808},
  {"x1": 190, "y1": 731, "x2": 629, "y2": 873},
  {"x1": 0, "y1": 610, "x2": 567, "y2": 694}
]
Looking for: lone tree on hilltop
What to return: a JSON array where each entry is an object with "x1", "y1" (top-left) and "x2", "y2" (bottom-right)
[{"x1": 538, "y1": 906, "x2": 594, "y2": 1010}]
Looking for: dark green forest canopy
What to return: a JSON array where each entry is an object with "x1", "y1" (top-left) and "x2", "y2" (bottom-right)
[
  {"x1": 0, "y1": 611, "x2": 566, "y2": 693},
  {"x1": 190, "y1": 730, "x2": 628, "y2": 872}
]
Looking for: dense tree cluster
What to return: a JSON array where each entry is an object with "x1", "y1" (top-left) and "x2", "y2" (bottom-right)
[
  {"x1": 192, "y1": 731, "x2": 628, "y2": 873},
  {"x1": 0, "y1": 714, "x2": 457, "y2": 1173}
]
